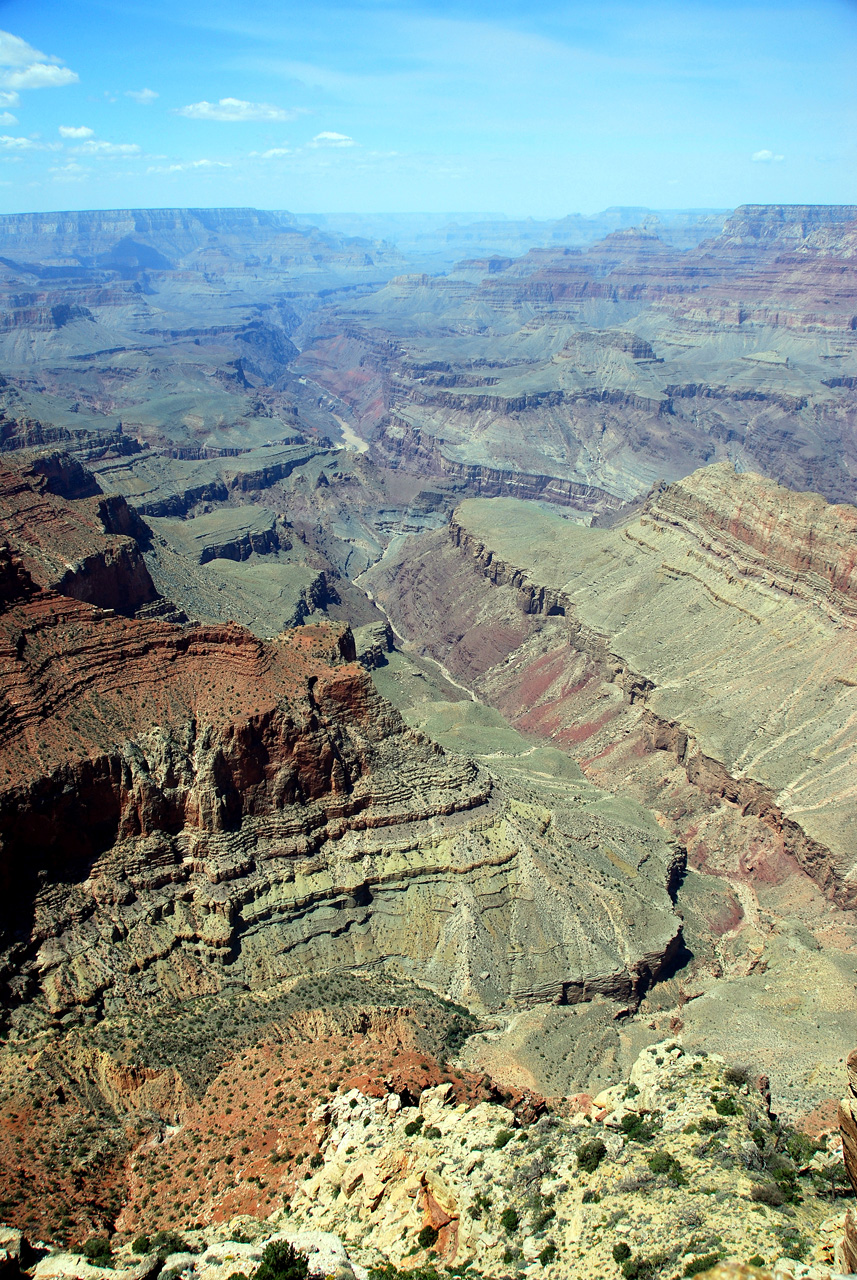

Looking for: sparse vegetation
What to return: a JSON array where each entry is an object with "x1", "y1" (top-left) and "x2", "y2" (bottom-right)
[
  {"x1": 577, "y1": 1139, "x2": 607, "y2": 1173},
  {"x1": 499, "y1": 1207, "x2": 519, "y2": 1234}
]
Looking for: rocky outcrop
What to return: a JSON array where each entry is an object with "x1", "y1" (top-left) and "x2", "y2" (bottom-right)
[
  {"x1": 838, "y1": 1050, "x2": 857, "y2": 1273},
  {"x1": 374, "y1": 418, "x2": 624, "y2": 515}
]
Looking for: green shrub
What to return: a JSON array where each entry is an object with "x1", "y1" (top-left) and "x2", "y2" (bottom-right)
[
  {"x1": 254, "y1": 1240, "x2": 309, "y2": 1280},
  {"x1": 577, "y1": 1140, "x2": 607, "y2": 1173},
  {"x1": 131, "y1": 1236, "x2": 150, "y2": 1255},
  {"x1": 625, "y1": 1084, "x2": 640, "y2": 1100},
  {"x1": 417, "y1": 1224, "x2": 438, "y2": 1250},
  {"x1": 81, "y1": 1238, "x2": 112, "y2": 1268},
  {"x1": 500, "y1": 1207, "x2": 520, "y2": 1234},
  {"x1": 697, "y1": 1116, "x2": 725, "y2": 1134},
  {"x1": 539, "y1": 1242, "x2": 558, "y2": 1265},
  {"x1": 684, "y1": 1255, "x2": 720, "y2": 1277},
  {"x1": 582, "y1": 1189, "x2": 601, "y2": 1204},
  {"x1": 613, "y1": 1242, "x2": 632, "y2": 1262},
  {"x1": 494, "y1": 1128, "x2": 514, "y2": 1149},
  {"x1": 784, "y1": 1128, "x2": 822, "y2": 1166},
  {"x1": 647, "y1": 1152, "x2": 686, "y2": 1185},
  {"x1": 309, "y1": 1153, "x2": 323, "y2": 1168},
  {"x1": 620, "y1": 1113, "x2": 657, "y2": 1144},
  {"x1": 404, "y1": 1116, "x2": 424, "y2": 1137},
  {"x1": 747, "y1": 1257, "x2": 765, "y2": 1268},
  {"x1": 712, "y1": 1096, "x2": 739, "y2": 1117}
]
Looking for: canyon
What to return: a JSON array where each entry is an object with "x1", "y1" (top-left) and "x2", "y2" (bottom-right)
[{"x1": 0, "y1": 203, "x2": 854, "y2": 1278}]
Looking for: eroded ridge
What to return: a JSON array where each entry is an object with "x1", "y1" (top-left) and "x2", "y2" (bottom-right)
[{"x1": 0, "y1": 455, "x2": 682, "y2": 1030}]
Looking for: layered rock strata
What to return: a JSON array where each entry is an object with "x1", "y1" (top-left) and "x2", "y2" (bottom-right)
[
  {"x1": 365, "y1": 463, "x2": 857, "y2": 905},
  {"x1": 0, "y1": 456, "x2": 682, "y2": 1029}
]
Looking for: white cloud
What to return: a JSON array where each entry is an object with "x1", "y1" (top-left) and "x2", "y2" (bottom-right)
[
  {"x1": 50, "y1": 161, "x2": 88, "y2": 182},
  {"x1": 0, "y1": 31, "x2": 53, "y2": 67},
  {"x1": 751, "y1": 149, "x2": 784, "y2": 163},
  {"x1": 4, "y1": 64, "x2": 78, "y2": 91},
  {"x1": 260, "y1": 146, "x2": 291, "y2": 158},
  {"x1": 0, "y1": 134, "x2": 44, "y2": 150},
  {"x1": 75, "y1": 139, "x2": 141, "y2": 156},
  {"x1": 0, "y1": 32, "x2": 78, "y2": 94},
  {"x1": 126, "y1": 88, "x2": 158, "y2": 104},
  {"x1": 0, "y1": 112, "x2": 15, "y2": 126},
  {"x1": 176, "y1": 97, "x2": 295, "y2": 122},
  {"x1": 147, "y1": 158, "x2": 230, "y2": 173},
  {"x1": 308, "y1": 131, "x2": 355, "y2": 148},
  {"x1": 59, "y1": 125, "x2": 93, "y2": 139}
]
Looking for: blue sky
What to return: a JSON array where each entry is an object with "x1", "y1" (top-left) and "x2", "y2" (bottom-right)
[{"x1": 0, "y1": 0, "x2": 853, "y2": 215}]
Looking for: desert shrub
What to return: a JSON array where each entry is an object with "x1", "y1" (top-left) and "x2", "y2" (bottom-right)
[
  {"x1": 309, "y1": 1153, "x2": 323, "y2": 1168},
  {"x1": 417, "y1": 1224, "x2": 438, "y2": 1250},
  {"x1": 747, "y1": 1256, "x2": 764, "y2": 1268},
  {"x1": 648, "y1": 1152, "x2": 687, "y2": 1185},
  {"x1": 81, "y1": 1238, "x2": 112, "y2": 1268},
  {"x1": 697, "y1": 1116, "x2": 725, "y2": 1134},
  {"x1": 404, "y1": 1116, "x2": 424, "y2": 1137},
  {"x1": 613, "y1": 1242, "x2": 632, "y2": 1262},
  {"x1": 625, "y1": 1083, "x2": 640, "y2": 1100},
  {"x1": 577, "y1": 1139, "x2": 607, "y2": 1173},
  {"x1": 424, "y1": 1126, "x2": 442, "y2": 1140},
  {"x1": 724, "y1": 1065, "x2": 751, "y2": 1087},
  {"x1": 494, "y1": 1128, "x2": 514, "y2": 1149},
  {"x1": 750, "y1": 1182, "x2": 786, "y2": 1207},
  {"x1": 783, "y1": 1127, "x2": 822, "y2": 1166},
  {"x1": 500, "y1": 1207, "x2": 520, "y2": 1233},
  {"x1": 469, "y1": 1191, "x2": 491, "y2": 1220},
  {"x1": 712, "y1": 1095, "x2": 739, "y2": 1117},
  {"x1": 621, "y1": 1252, "x2": 667, "y2": 1279},
  {"x1": 539, "y1": 1242, "x2": 558, "y2": 1265},
  {"x1": 775, "y1": 1230, "x2": 809, "y2": 1262},
  {"x1": 254, "y1": 1240, "x2": 309, "y2": 1280},
  {"x1": 620, "y1": 1113, "x2": 657, "y2": 1144},
  {"x1": 684, "y1": 1255, "x2": 720, "y2": 1277},
  {"x1": 582, "y1": 1189, "x2": 601, "y2": 1204},
  {"x1": 131, "y1": 1236, "x2": 150, "y2": 1255}
]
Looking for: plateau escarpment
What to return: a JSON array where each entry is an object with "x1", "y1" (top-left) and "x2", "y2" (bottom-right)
[
  {"x1": 0, "y1": 454, "x2": 683, "y2": 1032},
  {"x1": 366, "y1": 463, "x2": 857, "y2": 903}
]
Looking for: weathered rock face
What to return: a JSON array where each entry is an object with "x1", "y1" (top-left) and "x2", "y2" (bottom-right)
[
  {"x1": 0, "y1": 456, "x2": 683, "y2": 1030},
  {"x1": 364, "y1": 463, "x2": 857, "y2": 907},
  {"x1": 838, "y1": 1049, "x2": 857, "y2": 1272}
]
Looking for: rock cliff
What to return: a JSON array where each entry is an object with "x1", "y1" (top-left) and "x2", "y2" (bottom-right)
[
  {"x1": 0, "y1": 455, "x2": 683, "y2": 1032},
  {"x1": 364, "y1": 463, "x2": 857, "y2": 906}
]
